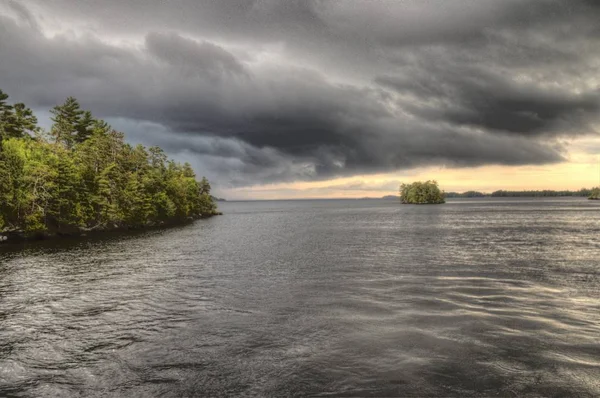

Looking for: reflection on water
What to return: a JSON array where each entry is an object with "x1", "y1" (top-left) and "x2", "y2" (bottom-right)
[{"x1": 1, "y1": 198, "x2": 600, "y2": 396}]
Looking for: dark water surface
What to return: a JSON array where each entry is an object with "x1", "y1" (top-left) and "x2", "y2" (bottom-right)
[{"x1": 1, "y1": 198, "x2": 600, "y2": 397}]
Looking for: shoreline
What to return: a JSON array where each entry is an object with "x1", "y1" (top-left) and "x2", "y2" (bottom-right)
[{"x1": 0, "y1": 212, "x2": 222, "y2": 245}]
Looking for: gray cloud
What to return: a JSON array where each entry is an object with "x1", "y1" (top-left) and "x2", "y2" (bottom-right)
[
  {"x1": 145, "y1": 32, "x2": 247, "y2": 78},
  {"x1": 0, "y1": 0, "x2": 599, "y2": 190},
  {"x1": 377, "y1": 66, "x2": 600, "y2": 136}
]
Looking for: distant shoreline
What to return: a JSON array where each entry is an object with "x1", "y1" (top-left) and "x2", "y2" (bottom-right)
[
  {"x1": 382, "y1": 189, "x2": 599, "y2": 200},
  {"x1": 219, "y1": 196, "x2": 597, "y2": 202}
]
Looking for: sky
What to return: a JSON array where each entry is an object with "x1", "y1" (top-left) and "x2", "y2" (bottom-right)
[{"x1": 0, "y1": 0, "x2": 599, "y2": 199}]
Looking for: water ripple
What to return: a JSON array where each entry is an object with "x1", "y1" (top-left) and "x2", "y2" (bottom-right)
[{"x1": 1, "y1": 198, "x2": 599, "y2": 396}]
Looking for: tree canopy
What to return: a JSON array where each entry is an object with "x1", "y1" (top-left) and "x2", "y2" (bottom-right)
[
  {"x1": 590, "y1": 187, "x2": 600, "y2": 200},
  {"x1": 446, "y1": 188, "x2": 597, "y2": 198},
  {"x1": 0, "y1": 89, "x2": 218, "y2": 239},
  {"x1": 400, "y1": 180, "x2": 445, "y2": 204}
]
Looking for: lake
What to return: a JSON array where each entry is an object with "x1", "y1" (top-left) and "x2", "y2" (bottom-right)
[{"x1": 1, "y1": 198, "x2": 599, "y2": 397}]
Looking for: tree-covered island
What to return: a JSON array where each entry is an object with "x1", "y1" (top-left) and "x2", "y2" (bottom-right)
[
  {"x1": 400, "y1": 180, "x2": 446, "y2": 204},
  {"x1": 0, "y1": 89, "x2": 219, "y2": 242},
  {"x1": 590, "y1": 187, "x2": 600, "y2": 200}
]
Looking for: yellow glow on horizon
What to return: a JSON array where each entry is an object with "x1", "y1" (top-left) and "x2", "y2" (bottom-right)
[{"x1": 227, "y1": 149, "x2": 600, "y2": 200}]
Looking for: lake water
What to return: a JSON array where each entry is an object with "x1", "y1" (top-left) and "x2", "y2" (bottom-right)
[{"x1": 1, "y1": 198, "x2": 600, "y2": 397}]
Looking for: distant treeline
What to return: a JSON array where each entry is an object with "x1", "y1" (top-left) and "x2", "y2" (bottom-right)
[
  {"x1": 0, "y1": 89, "x2": 219, "y2": 241},
  {"x1": 445, "y1": 189, "x2": 596, "y2": 198}
]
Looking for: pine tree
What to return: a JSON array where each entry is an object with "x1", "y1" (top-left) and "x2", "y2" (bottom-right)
[
  {"x1": 50, "y1": 97, "x2": 84, "y2": 147},
  {"x1": 75, "y1": 110, "x2": 94, "y2": 143},
  {"x1": 11, "y1": 103, "x2": 38, "y2": 137},
  {"x1": 0, "y1": 90, "x2": 14, "y2": 144}
]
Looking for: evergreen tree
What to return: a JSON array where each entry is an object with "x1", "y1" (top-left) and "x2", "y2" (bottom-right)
[
  {"x1": 50, "y1": 97, "x2": 85, "y2": 147},
  {"x1": 0, "y1": 89, "x2": 12, "y2": 142},
  {"x1": 76, "y1": 110, "x2": 94, "y2": 143},
  {"x1": 11, "y1": 103, "x2": 39, "y2": 138}
]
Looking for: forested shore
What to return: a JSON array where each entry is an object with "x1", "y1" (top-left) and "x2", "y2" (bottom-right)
[
  {"x1": 0, "y1": 90, "x2": 219, "y2": 242},
  {"x1": 396, "y1": 181, "x2": 600, "y2": 203},
  {"x1": 446, "y1": 188, "x2": 600, "y2": 198}
]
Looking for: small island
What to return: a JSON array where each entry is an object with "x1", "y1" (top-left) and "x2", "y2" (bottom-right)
[
  {"x1": 399, "y1": 180, "x2": 445, "y2": 204},
  {"x1": 0, "y1": 90, "x2": 220, "y2": 242}
]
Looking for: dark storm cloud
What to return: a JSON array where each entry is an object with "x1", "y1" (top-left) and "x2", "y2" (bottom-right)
[
  {"x1": 0, "y1": 0, "x2": 599, "y2": 187},
  {"x1": 377, "y1": 67, "x2": 600, "y2": 136},
  {"x1": 145, "y1": 32, "x2": 247, "y2": 78}
]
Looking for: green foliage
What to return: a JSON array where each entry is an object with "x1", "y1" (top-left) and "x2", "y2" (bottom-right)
[
  {"x1": 50, "y1": 97, "x2": 95, "y2": 147},
  {"x1": 0, "y1": 89, "x2": 38, "y2": 142},
  {"x1": 589, "y1": 187, "x2": 600, "y2": 200},
  {"x1": 400, "y1": 180, "x2": 445, "y2": 204},
  {"x1": 0, "y1": 89, "x2": 218, "y2": 237}
]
